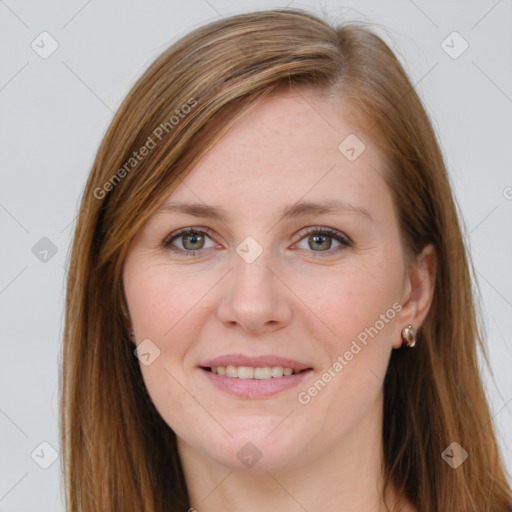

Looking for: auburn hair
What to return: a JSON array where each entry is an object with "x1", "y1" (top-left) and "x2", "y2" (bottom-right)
[{"x1": 60, "y1": 7, "x2": 512, "y2": 511}]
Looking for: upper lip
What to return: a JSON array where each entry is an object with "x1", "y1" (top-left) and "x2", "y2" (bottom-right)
[{"x1": 201, "y1": 354, "x2": 312, "y2": 372}]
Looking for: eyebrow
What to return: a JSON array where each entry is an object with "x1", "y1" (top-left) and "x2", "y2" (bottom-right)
[{"x1": 157, "y1": 199, "x2": 373, "y2": 222}]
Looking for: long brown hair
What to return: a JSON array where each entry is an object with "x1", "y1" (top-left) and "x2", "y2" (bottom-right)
[{"x1": 60, "y1": 8, "x2": 512, "y2": 511}]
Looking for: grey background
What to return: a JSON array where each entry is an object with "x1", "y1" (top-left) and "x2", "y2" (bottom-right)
[{"x1": 1, "y1": 0, "x2": 511, "y2": 509}]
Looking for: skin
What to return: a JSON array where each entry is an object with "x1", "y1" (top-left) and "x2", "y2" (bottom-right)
[{"x1": 122, "y1": 86, "x2": 436, "y2": 512}]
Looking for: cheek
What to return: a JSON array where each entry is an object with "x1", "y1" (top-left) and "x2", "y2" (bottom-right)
[
  {"x1": 122, "y1": 260, "x2": 211, "y2": 420},
  {"x1": 297, "y1": 256, "x2": 402, "y2": 401},
  {"x1": 123, "y1": 260, "x2": 214, "y2": 437},
  {"x1": 124, "y1": 260, "x2": 215, "y2": 346},
  {"x1": 299, "y1": 260, "x2": 402, "y2": 351}
]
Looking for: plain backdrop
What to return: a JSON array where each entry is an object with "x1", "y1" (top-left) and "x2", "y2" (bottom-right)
[{"x1": 1, "y1": 0, "x2": 511, "y2": 509}]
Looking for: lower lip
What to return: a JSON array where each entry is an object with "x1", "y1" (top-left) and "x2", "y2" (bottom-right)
[{"x1": 200, "y1": 368, "x2": 313, "y2": 399}]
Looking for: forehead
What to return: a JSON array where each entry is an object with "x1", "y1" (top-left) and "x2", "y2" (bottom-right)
[{"x1": 165, "y1": 87, "x2": 389, "y2": 215}]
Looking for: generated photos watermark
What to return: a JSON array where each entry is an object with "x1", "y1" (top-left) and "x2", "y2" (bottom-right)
[
  {"x1": 297, "y1": 301, "x2": 402, "y2": 405},
  {"x1": 94, "y1": 97, "x2": 197, "y2": 200}
]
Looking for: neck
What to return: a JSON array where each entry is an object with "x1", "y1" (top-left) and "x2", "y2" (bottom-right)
[{"x1": 178, "y1": 392, "x2": 414, "y2": 512}]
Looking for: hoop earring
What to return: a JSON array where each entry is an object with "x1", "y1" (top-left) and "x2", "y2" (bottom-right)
[{"x1": 401, "y1": 325, "x2": 416, "y2": 348}]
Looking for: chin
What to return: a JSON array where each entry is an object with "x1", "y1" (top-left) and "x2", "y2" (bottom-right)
[{"x1": 178, "y1": 416, "x2": 312, "y2": 471}]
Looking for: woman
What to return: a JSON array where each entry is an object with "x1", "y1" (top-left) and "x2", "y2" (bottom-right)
[{"x1": 60, "y1": 7, "x2": 512, "y2": 511}]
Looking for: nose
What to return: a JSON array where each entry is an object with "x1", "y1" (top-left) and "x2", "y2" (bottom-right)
[{"x1": 216, "y1": 249, "x2": 293, "y2": 336}]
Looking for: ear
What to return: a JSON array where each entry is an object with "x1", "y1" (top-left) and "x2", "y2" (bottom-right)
[{"x1": 392, "y1": 243, "x2": 437, "y2": 349}]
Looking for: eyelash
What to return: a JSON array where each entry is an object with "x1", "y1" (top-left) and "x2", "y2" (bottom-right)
[{"x1": 163, "y1": 226, "x2": 352, "y2": 258}]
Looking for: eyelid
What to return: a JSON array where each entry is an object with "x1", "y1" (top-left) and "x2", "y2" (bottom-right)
[
  {"x1": 294, "y1": 226, "x2": 353, "y2": 247},
  {"x1": 163, "y1": 226, "x2": 215, "y2": 245}
]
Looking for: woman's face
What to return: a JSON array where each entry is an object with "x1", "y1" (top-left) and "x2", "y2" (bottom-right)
[{"x1": 123, "y1": 87, "x2": 416, "y2": 471}]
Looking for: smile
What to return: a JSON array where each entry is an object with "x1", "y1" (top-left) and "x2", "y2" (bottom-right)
[
  {"x1": 208, "y1": 365, "x2": 302, "y2": 379},
  {"x1": 201, "y1": 368, "x2": 313, "y2": 398},
  {"x1": 199, "y1": 354, "x2": 313, "y2": 398}
]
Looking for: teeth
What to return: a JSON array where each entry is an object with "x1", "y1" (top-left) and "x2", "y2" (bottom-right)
[
  {"x1": 226, "y1": 365, "x2": 238, "y2": 378},
  {"x1": 271, "y1": 366, "x2": 284, "y2": 378},
  {"x1": 254, "y1": 367, "x2": 271, "y2": 379},
  {"x1": 209, "y1": 365, "x2": 299, "y2": 379},
  {"x1": 238, "y1": 366, "x2": 254, "y2": 379}
]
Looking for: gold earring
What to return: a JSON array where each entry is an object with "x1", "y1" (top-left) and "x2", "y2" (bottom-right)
[{"x1": 401, "y1": 325, "x2": 416, "y2": 348}]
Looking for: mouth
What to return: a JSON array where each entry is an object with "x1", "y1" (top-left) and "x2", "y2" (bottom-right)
[
  {"x1": 199, "y1": 354, "x2": 313, "y2": 398},
  {"x1": 202, "y1": 365, "x2": 307, "y2": 379}
]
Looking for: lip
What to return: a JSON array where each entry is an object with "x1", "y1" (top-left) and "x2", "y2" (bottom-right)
[
  {"x1": 201, "y1": 354, "x2": 312, "y2": 372},
  {"x1": 200, "y1": 367, "x2": 313, "y2": 399},
  {"x1": 199, "y1": 353, "x2": 313, "y2": 399}
]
